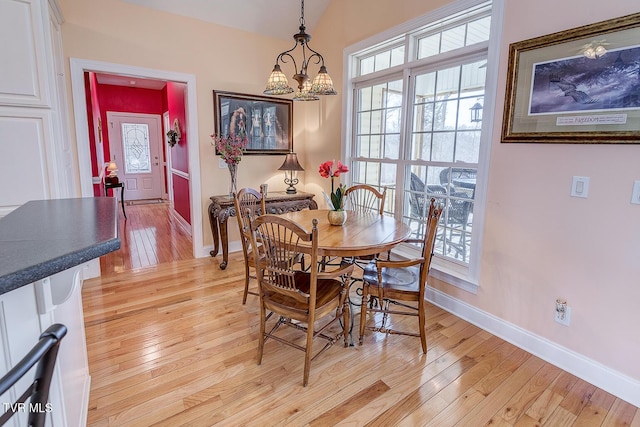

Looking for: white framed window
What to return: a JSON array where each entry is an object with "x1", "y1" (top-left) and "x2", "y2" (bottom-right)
[{"x1": 344, "y1": 0, "x2": 503, "y2": 292}]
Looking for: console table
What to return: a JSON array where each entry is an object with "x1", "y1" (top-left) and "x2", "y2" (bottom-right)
[{"x1": 209, "y1": 191, "x2": 317, "y2": 269}]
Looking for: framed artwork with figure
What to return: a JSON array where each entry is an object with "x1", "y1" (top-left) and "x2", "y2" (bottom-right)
[{"x1": 213, "y1": 90, "x2": 293, "y2": 154}]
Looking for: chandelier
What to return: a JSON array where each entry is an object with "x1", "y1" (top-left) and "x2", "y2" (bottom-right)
[{"x1": 263, "y1": 0, "x2": 337, "y2": 101}]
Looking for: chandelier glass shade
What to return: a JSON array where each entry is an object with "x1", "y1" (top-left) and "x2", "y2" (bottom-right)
[{"x1": 264, "y1": 0, "x2": 337, "y2": 100}]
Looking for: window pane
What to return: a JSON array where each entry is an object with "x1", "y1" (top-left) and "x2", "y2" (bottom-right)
[
  {"x1": 415, "y1": 73, "x2": 436, "y2": 102},
  {"x1": 433, "y1": 100, "x2": 459, "y2": 131},
  {"x1": 441, "y1": 25, "x2": 466, "y2": 53},
  {"x1": 435, "y1": 67, "x2": 461, "y2": 100},
  {"x1": 358, "y1": 87, "x2": 372, "y2": 110},
  {"x1": 360, "y1": 56, "x2": 375, "y2": 76},
  {"x1": 122, "y1": 123, "x2": 151, "y2": 174},
  {"x1": 417, "y1": 33, "x2": 440, "y2": 59},
  {"x1": 356, "y1": 135, "x2": 370, "y2": 157},
  {"x1": 454, "y1": 130, "x2": 481, "y2": 163},
  {"x1": 411, "y1": 132, "x2": 432, "y2": 160},
  {"x1": 375, "y1": 51, "x2": 390, "y2": 72},
  {"x1": 371, "y1": 84, "x2": 386, "y2": 109},
  {"x1": 466, "y1": 16, "x2": 491, "y2": 45},
  {"x1": 431, "y1": 132, "x2": 455, "y2": 162},
  {"x1": 357, "y1": 111, "x2": 371, "y2": 135},
  {"x1": 384, "y1": 134, "x2": 400, "y2": 159},
  {"x1": 390, "y1": 46, "x2": 405, "y2": 67}
]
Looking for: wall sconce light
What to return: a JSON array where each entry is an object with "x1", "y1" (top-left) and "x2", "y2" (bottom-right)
[
  {"x1": 106, "y1": 161, "x2": 119, "y2": 184},
  {"x1": 278, "y1": 152, "x2": 304, "y2": 194},
  {"x1": 167, "y1": 118, "x2": 181, "y2": 147},
  {"x1": 470, "y1": 99, "x2": 483, "y2": 123}
]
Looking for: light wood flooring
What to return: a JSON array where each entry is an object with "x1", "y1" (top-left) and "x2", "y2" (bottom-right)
[
  {"x1": 99, "y1": 201, "x2": 193, "y2": 274},
  {"x1": 84, "y1": 203, "x2": 639, "y2": 426}
]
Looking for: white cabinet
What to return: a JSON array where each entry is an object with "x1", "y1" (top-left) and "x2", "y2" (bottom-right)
[
  {"x1": 0, "y1": 264, "x2": 91, "y2": 427},
  {"x1": 0, "y1": 0, "x2": 74, "y2": 216}
]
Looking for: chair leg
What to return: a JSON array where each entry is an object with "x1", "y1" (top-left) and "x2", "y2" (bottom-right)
[
  {"x1": 418, "y1": 300, "x2": 427, "y2": 354},
  {"x1": 303, "y1": 318, "x2": 314, "y2": 387},
  {"x1": 342, "y1": 294, "x2": 350, "y2": 348},
  {"x1": 242, "y1": 262, "x2": 251, "y2": 304},
  {"x1": 359, "y1": 285, "x2": 369, "y2": 345},
  {"x1": 257, "y1": 305, "x2": 266, "y2": 365}
]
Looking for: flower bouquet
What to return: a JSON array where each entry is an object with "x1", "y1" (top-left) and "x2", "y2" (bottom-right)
[
  {"x1": 211, "y1": 132, "x2": 248, "y2": 196},
  {"x1": 319, "y1": 160, "x2": 349, "y2": 225}
]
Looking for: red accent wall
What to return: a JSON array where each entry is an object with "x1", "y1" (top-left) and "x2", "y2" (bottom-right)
[
  {"x1": 166, "y1": 82, "x2": 188, "y2": 173},
  {"x1": 166, "y1": 82, "x2": 190, "y2": 224},
  {"x1": 97, "y1": 84, "x2": 164, "y2": 162},
  {"x1": 172, "y1": 174, "x2": 191, "y2": 225}
]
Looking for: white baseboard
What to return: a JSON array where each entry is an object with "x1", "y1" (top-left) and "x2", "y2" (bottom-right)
[
  {"x1": 426, "y1": 286, "x2": 640, "y2": 407},
  {"x1": 171, "y1": 208, "x2": 192, "y2": 237},
  {"x1": 202, "y1": 240, "x2": 243, "y2": 259}
]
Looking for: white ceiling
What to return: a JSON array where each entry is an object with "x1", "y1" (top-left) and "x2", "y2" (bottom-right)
[
  {"x1": 120, "y1": 0, "x2": 331, "y2": 41},
  {"x1": 95, "y1": 73, "x2": 167, "y2": 90}
]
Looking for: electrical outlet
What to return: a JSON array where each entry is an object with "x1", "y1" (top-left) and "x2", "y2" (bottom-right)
[{"x1": 554, "y1": 299, "x2": 571, "y2": 326}]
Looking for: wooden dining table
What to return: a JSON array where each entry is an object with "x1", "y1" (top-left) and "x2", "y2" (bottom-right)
[
  {"x1": 278, "y1": 209, "x2": 412, "y2": 346},
  {"x1": 278, "y1": 209, "x2": 412, "y2": 257}
]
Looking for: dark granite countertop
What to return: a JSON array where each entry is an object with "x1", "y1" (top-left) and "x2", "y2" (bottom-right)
[{"x1": 0, "y1": 198, "x2": 120, "y2": 295}]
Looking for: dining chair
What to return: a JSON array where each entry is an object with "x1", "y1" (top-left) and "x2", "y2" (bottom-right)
[
  {"x1": 343, "y1": 184, "x2": 388, "y2": 266},
  {"x1": 344, "y1": 184, "x2": 386, "y2": 214},
  {"x1": 249, "y1": 214, "x2": 354, "y2": 386},
  {"x1": 0, "y1": 323, "x2": 67, "y2": 427},
  {"x1": 233, "y1": 187, "x2": 266, "y2": 304},
  {"x1": 358, "y1": 198, "x2": 443, "y2": 353}
]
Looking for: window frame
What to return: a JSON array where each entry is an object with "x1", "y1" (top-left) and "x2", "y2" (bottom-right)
[{"x1": 342, "y1": 0, "x2": 504, "y2": 293}]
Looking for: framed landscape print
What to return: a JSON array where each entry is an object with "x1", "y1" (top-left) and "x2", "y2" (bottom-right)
[
  {"x1": 213, "y1": 90, "x2": 293, "y2": 154},
  {"x1": 501, "y1": 12, "x2": 640, "y2": 143}
]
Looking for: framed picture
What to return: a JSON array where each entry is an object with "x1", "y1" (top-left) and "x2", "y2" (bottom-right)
[
  {"x1": 213, "y1": 90, "x2": 293, "y2": 154},
  {"x1": 501, "y1": 12, "x2": 640, "y2": 144}
]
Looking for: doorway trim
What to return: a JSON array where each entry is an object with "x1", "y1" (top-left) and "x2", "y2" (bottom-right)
[{"x1": 69, "y1": 58, "x2": 205, "y2": 258}]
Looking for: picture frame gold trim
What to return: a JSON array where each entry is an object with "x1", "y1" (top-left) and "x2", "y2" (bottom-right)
[
  {"x1": 501, "y1": 12, "x2": 640, "y2": 144},
  {"x1": 213, "y1": 90, "x2": 293, "y2": 155}
]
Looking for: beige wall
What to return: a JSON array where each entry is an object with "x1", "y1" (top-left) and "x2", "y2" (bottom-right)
[
  {"x1": 59, "y1": 0, "x2": 311, "y2": 245},
  {"x1": 59, "y1": 0, "x2": 640, "y2": 392},
  {"x1": 310, "y1": 0, "x2": 640, "y2": 387}
]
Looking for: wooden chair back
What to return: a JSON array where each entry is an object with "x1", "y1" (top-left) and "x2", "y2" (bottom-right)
[
  {"x1": 233, "y1": 188, "x2": 266, "y2": 303},
  {"x1": 0, "y1": 323, "x2": 67, "y2": 427},
  {"x1": 344, "y1": 184, "x2": 386, "y2": 215}
]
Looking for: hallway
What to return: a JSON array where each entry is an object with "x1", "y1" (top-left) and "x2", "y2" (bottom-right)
[{"x1": 100, "y1": 201, "x2": 193, "y2": 274}]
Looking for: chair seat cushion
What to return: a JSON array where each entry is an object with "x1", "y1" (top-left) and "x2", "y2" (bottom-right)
[
  {"x1": 362, "y1": 261, "x2": 420, "y2": 294},
  {"x1": 263, "y1": 271, "x2": 344, "y2": 312}
]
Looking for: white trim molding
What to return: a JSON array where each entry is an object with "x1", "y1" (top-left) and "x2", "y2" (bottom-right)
[
  {"x1": 69, "y1": 58, "x2": 206, "y2": 258},
  {"x1": 426, "y1": 286, "x2": 640, "y2": 407}
]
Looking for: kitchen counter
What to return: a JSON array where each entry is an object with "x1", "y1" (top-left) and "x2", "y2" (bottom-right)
[{"x1": 0, "y1": 197, "x2": 120, "y2": 295}]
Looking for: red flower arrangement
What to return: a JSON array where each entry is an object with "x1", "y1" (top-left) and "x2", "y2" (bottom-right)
[{"x1": 319, "y1": 160, "x2": 349, "y2": 210}]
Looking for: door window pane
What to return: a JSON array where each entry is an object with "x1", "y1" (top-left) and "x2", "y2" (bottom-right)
[{"x1": 122, "y1": 123, "x2": 151, "y2": 174}]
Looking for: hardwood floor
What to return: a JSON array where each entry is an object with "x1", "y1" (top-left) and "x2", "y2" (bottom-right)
[
  {"x1": 99, "y1": 201, "x2": 193, "y2": 274},
  {"x1": 84, "y1": 256, "x2": 639, "y2": 424}
]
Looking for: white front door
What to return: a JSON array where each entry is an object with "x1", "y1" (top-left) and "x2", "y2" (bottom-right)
[{"x1": 107, "y1": 112, "x2": 163, "y2": 201}]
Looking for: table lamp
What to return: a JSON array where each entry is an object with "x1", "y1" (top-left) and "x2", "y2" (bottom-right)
[
  {"x1": 106, "y1": 161, "x2": 119, "y2": 184},
  {"x1": 278, "y1": 152, "x2": 304, "y2": 194}
]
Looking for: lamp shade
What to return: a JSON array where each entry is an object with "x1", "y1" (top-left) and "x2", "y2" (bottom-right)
[
  {"x1": 264, "y1": 64, "x2": 294, "y2": 95},
  {"x1": 107, "y1": 161, "x2": 118, "y2": 176},
  {"x1": 278, "y1": 153, "x2": 304, "y2": 171}
]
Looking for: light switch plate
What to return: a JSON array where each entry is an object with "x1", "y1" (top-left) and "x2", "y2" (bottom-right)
[
  {"x1": 571, "y1": 176, "x2": 589, "y2": 198},
  {"x1": 632, "y1": 180, "x2": 640, "y2": 205}
]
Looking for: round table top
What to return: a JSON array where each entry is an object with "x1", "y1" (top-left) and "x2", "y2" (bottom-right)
[{"x1": 278, "y1": 209, "x2": 412, "y2": 257}]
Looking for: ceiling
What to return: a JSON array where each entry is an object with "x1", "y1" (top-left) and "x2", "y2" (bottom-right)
[
  {"x1": 120, "y1": 0, "x2": 331, "y2": 41},
  {"x1": 97, "y1": 1, "x2": 331, "y2": 89}
]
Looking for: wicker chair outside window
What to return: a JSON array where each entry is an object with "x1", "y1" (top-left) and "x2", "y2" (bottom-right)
[
  {"x1": 359, "y1": 198, "x2": 443, "y2": 353},
  {"x1": 249, "y1": 214, "x2": 354, "y2": 386}
]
